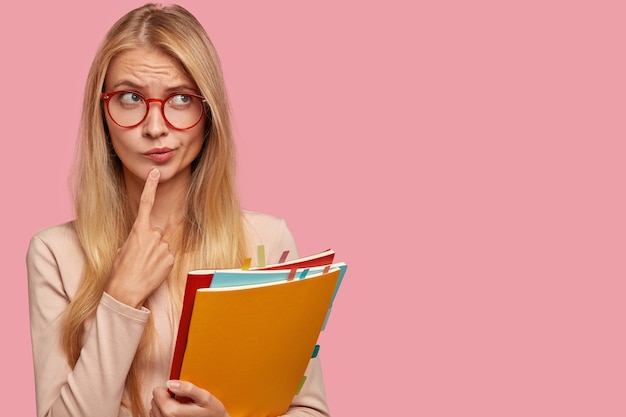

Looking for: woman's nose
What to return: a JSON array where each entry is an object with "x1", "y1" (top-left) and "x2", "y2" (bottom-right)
[{"x1": 142, "y1": 102, "x2": 168, "y2": 138}]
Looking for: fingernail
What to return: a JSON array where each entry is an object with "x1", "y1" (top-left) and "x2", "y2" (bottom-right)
[
  {"x1": 167, "y1": 380, "x2": 180, "y2": 389},
  {"x1": 150, "y1": 169, "x2": 160, "y2": 179}
]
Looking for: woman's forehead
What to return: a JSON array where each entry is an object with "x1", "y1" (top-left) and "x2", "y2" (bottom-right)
[{"x1": 106, "y1": 48, "x2": 196, "y2": 92}]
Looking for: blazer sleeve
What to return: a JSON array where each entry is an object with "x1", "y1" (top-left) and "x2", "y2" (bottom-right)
[{"x1": 27, "y1": 231, "x2": 150, "y2": 417}]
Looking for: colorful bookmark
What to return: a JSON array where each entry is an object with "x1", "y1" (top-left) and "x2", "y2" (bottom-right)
[
  {"x1": 257, "y1": 245, "x2": 266, "y2": 268},
  {"x1": 287, "y1": 268, "x2": 297, "y2": 281},
  {"x1": 278, "y1": 250, "x2": 289, "y2": 264},
  {"x1": 311, "y1": 344, "x2": 320, "y2": 358},
  {"x1": 241, "y1": 257, "x2": 251, "y2": 270},
  {"x1": 295, "y1": 376, "x2": 307, "y2": 395},
  {"x1": 299, "y1": 268, "x2": 309, "y2": 280}
]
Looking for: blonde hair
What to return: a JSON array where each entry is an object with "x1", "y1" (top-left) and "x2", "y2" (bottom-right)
[{"x1": 64, "y1": 4, "x2": 247, "y2": 416}]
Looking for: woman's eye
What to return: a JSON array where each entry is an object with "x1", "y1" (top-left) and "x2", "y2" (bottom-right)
[
  {"x1": 170, "y1": 94, "x2": 192, "y2": 106},
  {"x1": 119, "y1": 92, "x2": 143, "y2": 104}
]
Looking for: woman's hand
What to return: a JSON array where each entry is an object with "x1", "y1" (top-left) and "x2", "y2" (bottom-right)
[
  {"x1": 150, "y1": 380, "x2": 230, "y2": 417},
  {"x1": 105, "y1": 169, "x2": 175, "y2": 308}
]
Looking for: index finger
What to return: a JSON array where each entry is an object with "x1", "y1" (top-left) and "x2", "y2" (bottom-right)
[{"x1": 137, "y1": 169, "x2": 160, "y2": 225}]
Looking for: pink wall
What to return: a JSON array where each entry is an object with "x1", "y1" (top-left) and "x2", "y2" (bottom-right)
[{"x1": 2, "y1": 0, "x2": 625, "y2": 415}]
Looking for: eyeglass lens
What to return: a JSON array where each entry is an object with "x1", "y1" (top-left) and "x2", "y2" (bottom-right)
[{"x1": 106, "y1": 92, "x2": 204, "y2": 129}]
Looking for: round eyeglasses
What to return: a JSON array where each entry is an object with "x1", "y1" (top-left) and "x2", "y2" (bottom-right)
[{"x1": 101, "y1": 91, "x2": 207, "y2": 130}]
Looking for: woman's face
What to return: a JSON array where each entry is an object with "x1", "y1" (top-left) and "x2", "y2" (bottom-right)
[{"x1": 103, "y1": 47, "x2": 206, "y2": 186}]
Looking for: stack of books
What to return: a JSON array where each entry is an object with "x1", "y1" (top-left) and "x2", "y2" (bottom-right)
[{"x1": 169, "y1": 248, "x2": 346, "y2": 417}]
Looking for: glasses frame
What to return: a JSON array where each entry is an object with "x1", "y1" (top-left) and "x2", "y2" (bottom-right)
[{"x1": 101, "y1": 90, "x2": 207, "y2": 131}]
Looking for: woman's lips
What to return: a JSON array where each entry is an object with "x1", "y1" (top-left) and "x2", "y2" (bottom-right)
[{"x1": 145, "y1": 148, "x2": 174, "y2": 163}]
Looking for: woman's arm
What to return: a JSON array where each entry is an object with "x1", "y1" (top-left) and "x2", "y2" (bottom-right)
[
  {"x1": 284, "y1": 357, "x2": 331, "y2": 417},
  {"x1": 27, "y1": 230, "x2": 149, "y2": 417}
]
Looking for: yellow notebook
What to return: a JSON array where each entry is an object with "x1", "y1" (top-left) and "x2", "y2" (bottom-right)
[{"x1": 179, "y1": 267, "x2": 341, "y2": 417}]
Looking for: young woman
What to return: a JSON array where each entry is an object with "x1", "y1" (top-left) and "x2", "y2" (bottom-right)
[{"x1": 27, "y1": 4, "x2": 330, "y2": 417}]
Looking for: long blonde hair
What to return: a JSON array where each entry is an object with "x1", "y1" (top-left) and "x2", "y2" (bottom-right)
[{"x1": 64, "y1": 4, "x2": 247, "y2": 416}]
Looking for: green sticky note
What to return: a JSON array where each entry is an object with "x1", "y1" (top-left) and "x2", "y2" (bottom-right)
[
  {"x1": 295, "y1": 375, "x2": 307, "y2": 395},
  {"x1": 257, "y1": 245, "x2": 266, "y2": 268}
]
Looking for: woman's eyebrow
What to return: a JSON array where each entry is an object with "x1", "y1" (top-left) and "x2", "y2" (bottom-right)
[
  {"x1": 163, "y1": 84, "x2": 199, "y2": 94},
  {"x1": 108, "y1": 80, "x2": 145, "y2": 91}
]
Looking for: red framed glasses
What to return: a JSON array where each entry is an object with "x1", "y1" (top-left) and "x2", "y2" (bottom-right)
[{"x1": 101, "y1": 91, "x2": 207, "y2": 130}]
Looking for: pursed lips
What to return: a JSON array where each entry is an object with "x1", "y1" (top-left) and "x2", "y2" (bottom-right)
[{"x1": 145, "y1": 147, "x2": 174, "y2": 162}]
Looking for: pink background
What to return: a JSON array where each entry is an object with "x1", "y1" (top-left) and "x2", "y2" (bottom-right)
[{"x1": 2, "y1": 0, "x2": 625, "y2": 415}]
